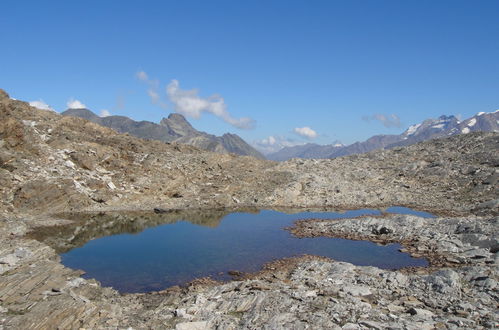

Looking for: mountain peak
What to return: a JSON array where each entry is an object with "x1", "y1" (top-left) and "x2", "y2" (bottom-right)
[
  {"x1": 61, "y1": 108, "x2": 100, "y2": 121},
  {"x1": 160, "y1": 113, "x2": 198, "y2": 136},
  {"x1": 268, "y1": 111, "x2": 498, "y2": 161},
  {"x1": 167, "y1": 112, "x2": 189, "y2": 122},
  {"x1": 62, "y1": 109, "x2": 263, "y2": 158}
]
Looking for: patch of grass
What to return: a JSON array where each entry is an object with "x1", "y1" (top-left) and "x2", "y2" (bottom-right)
[
  {"x1": 227, "y1": 311, "x2": 244, "y2": 319},
  {"x1": 6, "y1": 308, "x2": 27, "y2": 316}
]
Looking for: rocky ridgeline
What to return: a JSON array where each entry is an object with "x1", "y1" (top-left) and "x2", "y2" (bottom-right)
[
  {"x1": 0, "y1": 88, "x2": 498, "y2": 329},
  {"x1": 61, "y1": 109, "x2": 265, "y2": 159}
]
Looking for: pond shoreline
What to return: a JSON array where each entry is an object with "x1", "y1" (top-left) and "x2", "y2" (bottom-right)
[{"x1": 35, "y1": 208, "x2": 429, "y2": 293}]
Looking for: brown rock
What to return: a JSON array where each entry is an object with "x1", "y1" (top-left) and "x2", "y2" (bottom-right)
[{"x1": 70, "y1": 152, "x2": 96, "y2": 170}]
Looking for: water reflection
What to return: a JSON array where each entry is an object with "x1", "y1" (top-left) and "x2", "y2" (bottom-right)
[
  {"x1": 31, "y1": 207, "x2": 432, "y2": 293},
  {"x1": 30, "y1": 208, "x2": 249, "y2": 253}
]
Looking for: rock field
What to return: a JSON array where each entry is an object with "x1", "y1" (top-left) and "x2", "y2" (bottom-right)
[{"x1": 0, "y1": 89, "x2": 497, "y2": 329}]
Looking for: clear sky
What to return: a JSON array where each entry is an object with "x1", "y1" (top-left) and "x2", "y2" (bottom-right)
[{"x1": 1, "y1": 0, "x2": 498, "y2": 152}]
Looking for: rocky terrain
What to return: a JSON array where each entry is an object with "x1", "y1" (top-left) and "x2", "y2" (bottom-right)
[
  {"x1": 0, "y1": 89, "x2": 498, "y2": 329},
  {"x1": 61, "y1": 108, "x2": 264, "y2": 159},
  {"x1": 268, "y1": 112, "x2": 499, "y2": 161}
]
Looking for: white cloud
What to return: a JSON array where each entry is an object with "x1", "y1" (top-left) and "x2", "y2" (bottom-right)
[
  {"x1": 100, "y1": 109, "x2": 111, "y2": 117},
  {"x1": 293, "y1": 126, "x2": 318, "y2": 139},
  {"x1": 67, "y1": 98, "x2": 87, "y2": 109},
  {"x1": 166, "y1": 79, "x2": 255, "y2": 129},
  {"x1": 362, "y1": 113, "x2": 401, "y2": 128},
  {"x1": 253, "y1": 135, "x2": 305, "y2": 154},
  {"x1": 29, "y1": 100, "x2": 54, "y2": 111},
  {"x1": 136, "y1": 71, "x2": 255, "y2": 130},
  {"x1": 265, "y1": 136, "x2": 276, "y2": 145},
  {"x1": 136, "y1": 71, "x2": 168, "y2": 109}
]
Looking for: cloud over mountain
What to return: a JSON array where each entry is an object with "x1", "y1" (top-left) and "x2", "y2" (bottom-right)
[
  {"x1": 293, "y1": 126, "x2": 318, "y2": 139},
  {"x1": 166, "y1": 79, "x2": 255, "y2": 130},
  {"x1": 67, "y1": 98, "x2": 87, "y2": 109},
  {"x1": 137, "y1": 71, "x2": 255, "y2": 130}
]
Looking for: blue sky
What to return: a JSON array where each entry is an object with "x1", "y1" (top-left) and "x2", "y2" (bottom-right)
[{"x1": 1, "y1": 0, "x2": 498, "y2": 152}]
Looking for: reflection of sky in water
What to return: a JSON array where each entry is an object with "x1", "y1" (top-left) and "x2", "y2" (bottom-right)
[{"x1": 61, "y1": 208, "x2": 432, "y2": 293}]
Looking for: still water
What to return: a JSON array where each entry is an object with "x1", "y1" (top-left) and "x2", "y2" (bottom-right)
[{"x1": 59, "y1": 207, "x2": 433, "y2": 293}]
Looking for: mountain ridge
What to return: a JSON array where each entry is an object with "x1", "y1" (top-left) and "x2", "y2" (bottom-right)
[
  {"x1": 267, "y1": 112, "x2": 499, "y2": 161},
  {"x1": 61, "y1": 108, "x2": 264, "y2": 159}
]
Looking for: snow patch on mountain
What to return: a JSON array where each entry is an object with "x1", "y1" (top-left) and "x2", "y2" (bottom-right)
[{"x1": 405, "y1": 123, "x2": 421, "y2": 136}]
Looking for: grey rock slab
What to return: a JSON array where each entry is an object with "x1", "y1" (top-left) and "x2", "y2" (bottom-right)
[
  {"x1": 342, "y1": 285, "x2": 373, "y2": 297},
  {"x1": 407, "y1": 307, "x2": 435, "y2": 318},
  {"x1": 0, "y1": 254, "x2": 18, "y2": 266},
  {"x1": 175, "y1": 321, "x2": 209, "y2": 330},
  {"x1": 359, "y1": 320, "x2": 384, "y2": 329}
]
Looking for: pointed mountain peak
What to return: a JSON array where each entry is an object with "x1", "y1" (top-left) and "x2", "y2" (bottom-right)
[
  {"x1": 160, "y1": 113, "x2": 198, "y2": 137},
  {"x1": 167, "y1": 112, "x2": 190, "y2": 123}
]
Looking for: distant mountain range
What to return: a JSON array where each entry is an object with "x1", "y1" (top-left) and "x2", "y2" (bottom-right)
[
  {"x1": 267, "y1": 111, "x2": 499, "y2": 161},
  {"x1": 61, "y1": 109, "x2": 264, "y2": 159}
]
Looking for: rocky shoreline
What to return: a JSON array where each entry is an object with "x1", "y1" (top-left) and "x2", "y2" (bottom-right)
[{"x1": 0, "y1": 90, "x2": 498, "y2": 329}]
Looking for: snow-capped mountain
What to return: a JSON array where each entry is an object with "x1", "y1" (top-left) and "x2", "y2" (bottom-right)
[
  {"x1": 267, "y1": 111, "x2": 499, "y2": 161},
  {"x1": 393, "y1": 111, "x2": 498, "y2": 148}
]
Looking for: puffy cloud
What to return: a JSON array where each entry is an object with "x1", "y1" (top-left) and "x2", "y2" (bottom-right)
[
  {"x1": 166, "y1": 79, "x2": 255, "y2": 129},
  {"x1": 136, "y1": 71, "x2": 255, "y2": 130},
  {"x1": 293, "y1": 126, "x2": 318, "y2": 139},
  {"x1": 253, "y1": 135, "x2": 305, "y2": 154},
  {"x1": 67, "y1": 98, "x2": 87, "y2": 109},
  {"x1": 265, "y1": 136, "x2": 276, "y2": 145},
  {"x1": 362, "y1": 113, "x2": 401, "y2": 128},
  {"x1": 29, "y1": 100, "x2": 54, "y2": 111},
  {"x1": 100, "y1": 109, "x2": 111, "y2": 117}
]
